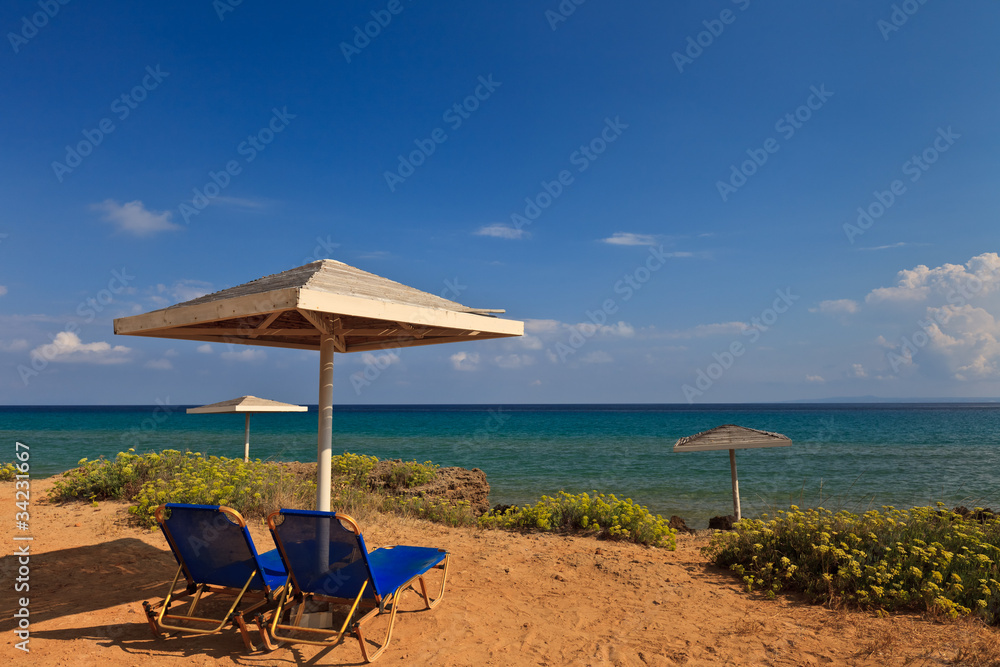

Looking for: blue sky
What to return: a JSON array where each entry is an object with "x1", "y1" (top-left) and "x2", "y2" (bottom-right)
[{"x1": 2, "y1": 1, "x2": 999, "y2": 405}]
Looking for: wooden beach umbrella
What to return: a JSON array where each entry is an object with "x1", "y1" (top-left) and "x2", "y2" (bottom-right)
[
  {"x1": 114, "y1": 259, "x2": 523, "y2": 511},
  {"x1": 186, "y1": 395, "x2": 307, "y2": 462},
  {"x1": 673, "y1": 424, "x2": 792, "y2": 521}
]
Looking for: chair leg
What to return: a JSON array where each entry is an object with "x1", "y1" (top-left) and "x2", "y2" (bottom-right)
[
  {"x1": 418, "y1": 555, "x2": 450, "y2": 609},
  {"x1": 141, "y1": 601, "x2": 162, "y2": 639},
  {"x1": 232, "y1": 612, "x2": 256, "y2": 652},
  {"x1": 354, "y1": 593, "x2": 402, "y2": 663}
]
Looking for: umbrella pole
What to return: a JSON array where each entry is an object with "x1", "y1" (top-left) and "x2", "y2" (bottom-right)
[
  {"x1": 316, "y1": 334, "x2": 335, "y2": 512},
  {"x1": 243, "y1": 413, "x2": 251, "y2": 463},
  {"x1": 729, "y1": 448, "x2": 741, "y2": 521}
]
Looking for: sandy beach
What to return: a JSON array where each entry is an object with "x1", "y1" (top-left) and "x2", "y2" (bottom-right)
[{"x1": 2, "y1": 478, "x2": 998, "y2": 666}]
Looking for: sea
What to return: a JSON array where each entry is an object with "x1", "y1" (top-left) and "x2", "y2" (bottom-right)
[{"x1": 3, "y1": 404, "x2": 999, "y2": 528}]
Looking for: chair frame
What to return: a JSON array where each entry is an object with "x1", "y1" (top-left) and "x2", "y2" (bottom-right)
[
  {"x1": 142, "y1": 504, "x2": 284, "y2": 652},
  {"x1": 256, "y1": 510, "x2": 449, "y2": 662}
]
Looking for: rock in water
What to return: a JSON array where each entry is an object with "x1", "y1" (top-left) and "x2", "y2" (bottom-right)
[
  {"x1": 708, "y1": 515, "x2": 735, "y2": 531},
  {"x1": 668, "y1": 515, "x2": 694, "y2": 534}
]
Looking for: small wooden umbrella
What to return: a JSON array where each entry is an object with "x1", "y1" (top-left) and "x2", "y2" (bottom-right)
[
  {"x1": 186, "y1": 395, "x2": 307, "y2": 462},
  {"x1": 673, "y1": 424, "x2": 792, "y2": 521}
]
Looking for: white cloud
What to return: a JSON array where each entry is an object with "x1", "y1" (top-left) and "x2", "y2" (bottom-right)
[
  {"x1": 475, "y1": 223, "x2": 529, "y2": 240},
  {"x1": 524, "y1": 319, "x2": 562, "y2": 335},
  {"x1": 848, "y1": 363, "x2": 867, "y2": 378},
  {"x1": 144, "y1": 358, "x2": 173, "y2": 370},
  {"x1": 643, "y1": 322, "x2": 746, "y2": 340},
  {"x1": 221, "y1": 348, "x2": 266, "y2": 362},
  {"x1": 93, "y1": 199, "x2": 181, "y2": 237},
  {"x1": 858, "y1": 242, "x2": 916, "y2": 251},
  {"x1": 865, "y1": 252, "x2": 1000, "y2": 305},
  {"x1": 601, "y1": 232, "x2": 657, "y2": 246},
  {"x1": 450, "y1": 351, "x2": 480, "y2": 371},
  {"x1": 213, "y1": 196, "x2": 266, "y2": 209},
  {"x1": 519, "y1": 335, "x2": 543, "y2": 350},
  {"x1": 573, "y1": 321, "x2": 635, "y2": 338},
  {"x1": 581, "y1": 350, "x2": 613, "y2": 364},
  {"x1": 0, "y1": 286, "x2": 7, "y2": 296},
  {"x1": 921, "y1": 304, "x2": 1000, "y2": 380},
  {"x1": 806, "y1": 374, "x2": 825, "y2": 383},
  {"x1": 812, "y1": 299, "x2": 860, "y2": 315},
  {"x1": 0, "y1": 339, "x2": 29, "y2": 352},
  {"x1": 149, "y1": 280, "x2": 214, "y2": 306},
  {"x1": 494, "y1": 354, "x2": 534, "y2": 369},
  {"x1": 30, "y1": 331, "x2": 131, "y2": 364},
  {"x1": 196, "y1": 344, "x2": 213, "y2": 354},
  {"x1": 163, "y1": 348, "x2": 179, "y2": 357}
]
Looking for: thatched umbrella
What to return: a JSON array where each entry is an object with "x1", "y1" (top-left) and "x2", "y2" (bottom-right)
[
  {"x1": 186, "y1": 395, "x2": 307, "y2": 462},
  {"x1": 114, "y1": 259, "x2": 523, "y2": 511},
  {"x1": 673, "y1": 424, "x2": 792, "y2": 521}
]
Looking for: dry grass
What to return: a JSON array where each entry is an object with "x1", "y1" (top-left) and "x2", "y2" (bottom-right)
[{"x1": 949, "y1": 624, "x2": 1000, "y2": 666}]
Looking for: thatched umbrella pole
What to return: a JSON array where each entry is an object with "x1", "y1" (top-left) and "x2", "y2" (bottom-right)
[
  {"x1": 317, "y1": 334, "x2": 336, "y2": 512},
  {"x1": 729, "y1": 448, "x2": 741, "y2": 521}
]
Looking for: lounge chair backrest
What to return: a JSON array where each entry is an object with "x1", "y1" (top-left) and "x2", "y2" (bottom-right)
[
  {"x1": 158, "y1": 503, "x2": 273, "y2": 592},
  {"x1": 270, "y1": 509, "x2": 379, "y2": 599}
]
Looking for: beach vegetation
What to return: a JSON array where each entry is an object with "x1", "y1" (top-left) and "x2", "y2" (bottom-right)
[
  {"x1": 479, "y1": 491, "x2": 677, "y2": 548},
  {"x1": 331, "y1": 452, "x2": 378, "y2": 486},
  {"x1": 706, "y1": 505, "x2": 1000, "y2": 625},
  {"x1": 47, "y1": 449, "x2": 675, "y2": 547},
  {"x1": 0, "y1": 462, "x2": 17, "y2": 481}
]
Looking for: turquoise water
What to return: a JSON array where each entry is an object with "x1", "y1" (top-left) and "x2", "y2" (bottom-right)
[{"x1": 3, "y1": 404, "x2": 999, "y2": 527}]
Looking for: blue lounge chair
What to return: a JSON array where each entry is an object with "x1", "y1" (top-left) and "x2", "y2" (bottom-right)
[
  {"x1": 142, "y1": 503, "x2": 287, "y2": 651},
  {"x1": 258, "y1": 509, "x2": 449, "y2": 662}
]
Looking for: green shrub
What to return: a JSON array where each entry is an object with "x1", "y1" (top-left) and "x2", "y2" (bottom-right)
[
  {"x1": 50, "y1": 448, "x2": 168, "y2": 500},
  {"x1": 706, "y1": 505, "x2": 1000, "y2": 624},
  {"x1": 331, "y1": 452, "x2": 378, "y2": 486},
  {"x1": 379, "y1": 460, "x2": 439, "y2": 490},
  {"x1": 129, "y1": 452, "x2": 312, "y2": 527},
  {"x1": 479, "y1": 491, "x2": 677, "y2": 548},
  {"x1": 0, "y1": 463, "x2": 17, "y2": 482}
]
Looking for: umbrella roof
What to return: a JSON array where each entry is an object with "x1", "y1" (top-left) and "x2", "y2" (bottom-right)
[
  {"x1": 673, "y1": 424, "x2": 792, "y2": 452},
  {"x1": 113, "y1": 259, "x2": 523, "y2": 351},
  {"x1": 186, "y1": 395, "x2": 307, "y2": 414}
]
